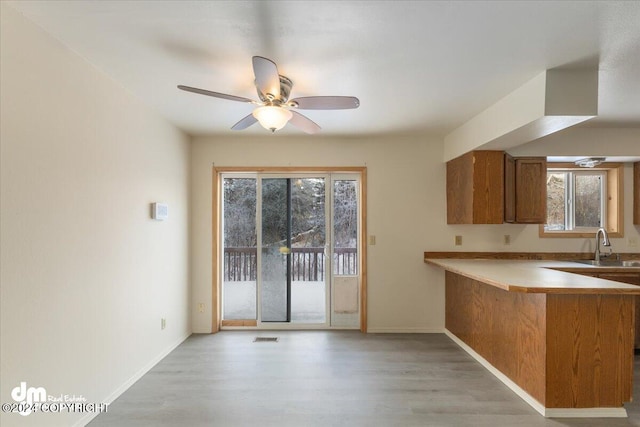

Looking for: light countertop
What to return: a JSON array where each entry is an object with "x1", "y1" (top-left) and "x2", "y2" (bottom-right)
[{"x1": 425, "y1": 258, "x2": 640, "y2": 294}]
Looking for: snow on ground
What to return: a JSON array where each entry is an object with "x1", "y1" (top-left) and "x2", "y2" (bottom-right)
[{"x1": 223, "y1": 281, "x2": 326, "y2": 323}]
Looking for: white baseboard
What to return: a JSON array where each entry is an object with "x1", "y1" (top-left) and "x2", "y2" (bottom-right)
[
  {"x1": 366, "y1": 327, "x2": 444, "y2": 333},
  {"x1": 73, "y1": 333, "x2": 191, "y2": 427},
  {"x1": 445, "y1": 330, "x2": 628, "y2": 418}
]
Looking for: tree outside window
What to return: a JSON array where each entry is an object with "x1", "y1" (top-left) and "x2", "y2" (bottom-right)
[{"x1": 545, "y1": 170, "x2": 605, "y2": 232}]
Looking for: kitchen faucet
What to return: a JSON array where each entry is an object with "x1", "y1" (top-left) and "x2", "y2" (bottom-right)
[{"x1": 594, "y1": 228, "x2": 611, "y2": 262}]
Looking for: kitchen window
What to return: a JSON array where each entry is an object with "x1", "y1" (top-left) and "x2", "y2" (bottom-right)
[{"x1": 540, "y1": 163, "x2": 623, "y2": 238}]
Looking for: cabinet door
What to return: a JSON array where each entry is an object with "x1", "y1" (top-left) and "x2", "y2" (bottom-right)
[
  {"x1": 634, "y1": 162, "x2": 639, "y2": 225},
  {"x1": 446, "y1": 151, "x2": 504, "y2": 224},
  {"x1": 473, "y1": 151, "x2": 505, "y2": 224},
  {"x1": 446, "y1": 152, "x2": 474, "y2": 224},
  {"x1": 504, "y1": 154, "x2": 515, "y2": 223},
  {"x1": 515, "y1": 157, "x2": 546, "y2": 223}
]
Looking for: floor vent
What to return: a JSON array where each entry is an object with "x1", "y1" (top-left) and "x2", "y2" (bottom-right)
[{"x1": 254, "y1": 337, "x2": 279, "y2": 342}]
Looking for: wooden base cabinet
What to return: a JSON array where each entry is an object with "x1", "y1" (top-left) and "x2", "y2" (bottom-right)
[
  {"x1": 445, "y1": 271, "x2": 634, "y2": 410},
  {"x1": 573, "y1": 271, "x2": 640, "y2": 349}
]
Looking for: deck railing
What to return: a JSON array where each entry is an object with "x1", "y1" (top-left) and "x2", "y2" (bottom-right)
[
  {"x1": 223, "y1": 247, "x2": 357, "y2": 281},
  {"x1": 224, "y1": 247, "x2": 257, "y2": 281}
]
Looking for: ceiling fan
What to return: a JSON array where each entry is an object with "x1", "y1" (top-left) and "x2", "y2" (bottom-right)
[{"x1": 178, "y1": 56, "x2": 360, "y2": 134}]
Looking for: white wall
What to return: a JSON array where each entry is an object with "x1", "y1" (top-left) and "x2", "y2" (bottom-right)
[
  {"x1": 190, "y1": 135, "x2": 445, "y2": 333},
  {"x1": 0, "y1": 5, "x2": 191, "y2": 426}
]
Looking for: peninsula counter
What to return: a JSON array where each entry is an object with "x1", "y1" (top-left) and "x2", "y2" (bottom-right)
[{"x1": 425, "y1": 258, "x2": 640, "y2": 418}]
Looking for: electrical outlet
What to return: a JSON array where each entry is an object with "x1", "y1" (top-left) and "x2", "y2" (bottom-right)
[
  {"x1": 629, "y1": 237, "x2": 638, "y2": 248},
  {"x1": 161, "y1": 318, "x2": 166, "y2": 330},
  {"x1": 368, "y1": 235, "x2": 376, "y2": 245},
  {"x1": 455, "y1": 235, "x2": 462, "y2": 246},
  {"x1": 503, "y1": 235, "x2": 511, "y2": 245},
  {"x1": 198, "y1": 303, "x2": 205, "y2": 313}
]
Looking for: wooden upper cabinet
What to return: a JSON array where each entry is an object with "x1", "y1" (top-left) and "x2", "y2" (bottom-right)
[
  {"x1": 504, "y1": 154, "x2": 516, "y2": 223},
  {"x1": 447, "y1": 151, "x2": 505, "y2": 224},
  {"x1": 447, "y1": 151, "x2": 546, "y2": 224},
  {"x1": 507, "y1": 157, "x2": 547, "y2": 224},
  {"x1": 634, "y1": 162, "x2": 640, "y2": 225}
]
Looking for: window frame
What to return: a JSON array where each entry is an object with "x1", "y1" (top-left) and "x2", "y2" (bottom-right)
[{"x1": 539, "y1": 162, "x2": 624, "y2": 238}]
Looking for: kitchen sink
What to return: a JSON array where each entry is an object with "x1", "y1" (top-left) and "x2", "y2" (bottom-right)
[{"x1": 572, "y1": 259, "x2": 640, "y2": 267}]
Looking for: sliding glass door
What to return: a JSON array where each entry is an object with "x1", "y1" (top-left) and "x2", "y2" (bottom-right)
[
  {"x1": 259, "y1": 178, "x2": 290, "y2": 322},
  {"x1": 260, "y1": 177, "x2": 326, "y2": 323},
  {"x1": 221, "y1": 171, "x2": 360, "y2": 328}
]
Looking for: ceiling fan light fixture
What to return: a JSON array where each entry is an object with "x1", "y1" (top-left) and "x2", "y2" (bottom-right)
[
  {"x1": 252, "y1": 106, "x2": 292, "y2": 132},
  {"x1": 575, "y1": 157, "x2": 606, "y2": 168}
]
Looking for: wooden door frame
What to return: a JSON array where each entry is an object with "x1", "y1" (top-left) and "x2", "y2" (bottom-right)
[{"x1": 212, "y1": 166, "x2": 368, "y2": 333}]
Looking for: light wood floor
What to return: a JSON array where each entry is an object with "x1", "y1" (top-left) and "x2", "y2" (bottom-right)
[{"x1": 89, "y1": 332, "x2": 640, "y2": 426}]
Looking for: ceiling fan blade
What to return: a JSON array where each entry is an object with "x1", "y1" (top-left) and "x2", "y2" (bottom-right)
[
  {"x1": 252, "y1": 56, "x2": 281, "y2": 100},
  {"x1": 289, "y1": 111, "x2": 321, "y2": 134},
  {"x1": 289, "y1": 96, "x2": 360, "y2": 110},
  {"x1": 231, "y1": 114, "x2": 258, "y2": 131},
  {"x1": 177, "y1": 85, "x2": 255, "y2": 103}
]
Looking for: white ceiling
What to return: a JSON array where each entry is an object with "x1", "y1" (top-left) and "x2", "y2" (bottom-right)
[{"x1": 7, "y1": 1, "x2": 640, "y2": 137}]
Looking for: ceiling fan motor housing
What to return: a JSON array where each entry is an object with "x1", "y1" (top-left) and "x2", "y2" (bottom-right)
[{"x1": 257, "y1": 75, "x2": 293, "y2": 103}]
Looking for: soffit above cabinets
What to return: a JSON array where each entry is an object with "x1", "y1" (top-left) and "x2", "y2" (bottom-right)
[{"x1": 444, "y1": 70, "x2": 598, "y2": 161}]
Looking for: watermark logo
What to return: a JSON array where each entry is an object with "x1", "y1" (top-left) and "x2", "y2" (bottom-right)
[
  {"x1": 3, "y1": 382, "x2": 108, "y2": 417},
  {"x1": 10, "y1": 382, "x2": 46, "y2": 416}
]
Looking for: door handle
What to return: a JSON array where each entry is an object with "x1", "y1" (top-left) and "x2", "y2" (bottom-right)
[{"x1": 279, "y1": 247, "x2": 291, "y2": 255}]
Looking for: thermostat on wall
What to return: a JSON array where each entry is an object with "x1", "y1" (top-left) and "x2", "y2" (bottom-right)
[{"x1": 151, "y1": 203, "x2": 168, "y2": 221}]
